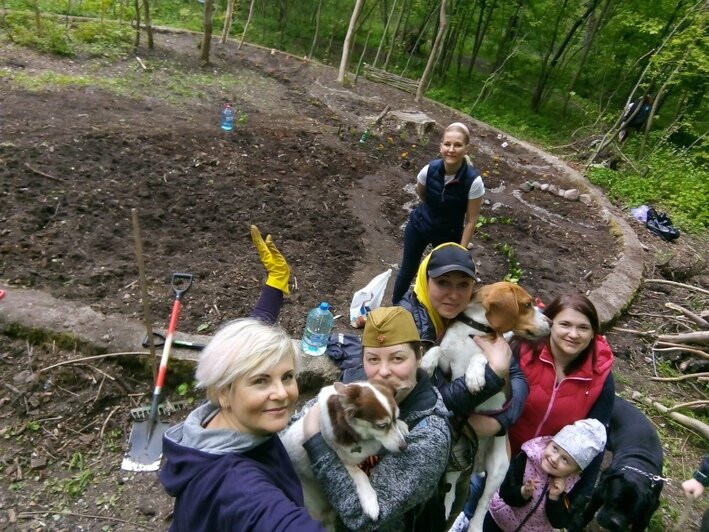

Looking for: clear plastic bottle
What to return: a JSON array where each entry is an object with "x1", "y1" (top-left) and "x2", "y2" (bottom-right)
[
  {"x1": 221, "y1": 103, "x2": 235, "y2": 131},
  {"x1": 301, "y1": 302, "x2": 334, "y2": 356}
]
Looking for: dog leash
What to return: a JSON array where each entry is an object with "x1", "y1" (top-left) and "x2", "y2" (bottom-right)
[{"x1": 619, "y1": 465, "x2": 670, "y2": 487}]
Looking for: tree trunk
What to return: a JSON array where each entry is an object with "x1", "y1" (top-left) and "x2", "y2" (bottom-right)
[
  {"x1": 493, "y1": 0, "x2": 526, "y2": 70},
  {"x1": 416, "y1": 0, "x2": 448, "y2": 102},
  {"x1": 277, "y1": 0, "x2": 288, "y2": 49},
  {"x1": 373, "y1": 0, "x2": 397, "y2": 68},
  {"x1": 468, "y1": 0, "x2": 498, "y2": 77},
  {"x1": 200, "y1": 0, "x2": 214, "y2": 66},
  {"x1": 402, "y1": 2, "x2": 436, "y2": 75},
  {"x1": 337, "y1": 0, "x2": 366, "y2": 83},
  {"x1": 220, "y1": 0, "x2": 237, "y2": 44},
  {"x1": 133, "y1": 0, "x2": 140, "y2": 52},
  {"x1": 531, "y1": 0, "x2": 601, "y2": 111},
  {"x1": 238, "y1": 0, "x2": 256, "y2": 51},
  {"x1": 308, "y1": 0, "x2": 323, "y2": 59},
  {"x1": 143, "y1": 0, "x2": 153, "y2": 49},
  {"x1": 562, "y1": 0, "x2": 611, "y2": 115},
  {"x1": 454, "y1": 1, "x2": 476, "y2": 77},
  {"x1": 383, "y1": 0, "x2": 406, "y2": 69}
]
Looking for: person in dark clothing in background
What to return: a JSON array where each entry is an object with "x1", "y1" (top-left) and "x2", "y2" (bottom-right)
[{"x1": 618, "y1": 94, "x2": 653, "y2": 143}]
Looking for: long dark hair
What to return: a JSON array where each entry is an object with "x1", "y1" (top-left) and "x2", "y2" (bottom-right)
[
  {"x1": 513, "y1": 293, "x2": 600, "y2": 373},
  {"x1": 543, "y1": 293, "x2": 600, "y2": 374}
]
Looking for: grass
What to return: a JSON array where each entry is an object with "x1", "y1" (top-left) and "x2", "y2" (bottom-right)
[{"x1": 1, "y1": 57, "x2": 248, "y2": 104}]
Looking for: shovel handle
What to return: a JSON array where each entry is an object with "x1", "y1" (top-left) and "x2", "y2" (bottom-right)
[{"x1": 171, "y1": 273, "x2": 193, "y2": 300}]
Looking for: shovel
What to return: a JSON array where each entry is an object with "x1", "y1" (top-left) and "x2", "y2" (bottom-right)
[{"x1": 121, "y1": 273, "x2": 193, "y2": 472}]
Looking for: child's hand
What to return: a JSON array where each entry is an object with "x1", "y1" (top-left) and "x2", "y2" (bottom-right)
[
  {"x1": 521, "y1": 479, "x2": 538, "y2": 499},
  {"x1": 548, "y1": 477, "x2": 566, "y2": 500}
]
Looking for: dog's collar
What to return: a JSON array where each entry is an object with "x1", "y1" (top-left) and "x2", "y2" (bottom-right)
[
  {"x1": 455, "y1": 313, "x2": 495, "y2": 335},
  {"x1": 620, "y1": 465, "x2": 669, "y2": 486}
]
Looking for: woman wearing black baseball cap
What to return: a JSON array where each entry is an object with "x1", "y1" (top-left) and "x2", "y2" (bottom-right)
[{"x1": 397, "y1": 242, "x2": 528, "y2": 443}]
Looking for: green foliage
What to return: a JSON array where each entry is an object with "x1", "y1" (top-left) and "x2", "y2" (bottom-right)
[
  {"x1": 3, "y1": 12, "x2": 132, "y2": 57},
  {"x1": 44, "y1": 451, "x2": 95, "y2": 498},
  {"x1": 5, "y1": 13, "x2": 73, "y2": 56},
  {"x1": 587, "y1": 139, "x2": 709, "y2": 233},
  {"x1": 495, "y1": 243, "x2": 524, "y2": 283}
]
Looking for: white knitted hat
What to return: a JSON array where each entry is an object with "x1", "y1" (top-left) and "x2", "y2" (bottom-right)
[{"x1": 552, "y1": 418, "x2": 607, "y2": 470}]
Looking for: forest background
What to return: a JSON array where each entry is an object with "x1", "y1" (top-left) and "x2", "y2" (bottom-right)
[{"x1": 2, "y1": 0, "x2": 708, "y2": 232}]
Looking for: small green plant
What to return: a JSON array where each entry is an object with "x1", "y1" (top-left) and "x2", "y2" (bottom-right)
[
  {"x1": 26, "y1": 420, "x2": 41, "y2": 432},
  {"x1": 104, "y1": 427, "x2": 123, "y2": 452},
  {"x1": 52, "y1": 452, "x2": 94, "y2": 498},
  {"x1": 496, "y1": 243, "x2": 524, "y2": 283}
]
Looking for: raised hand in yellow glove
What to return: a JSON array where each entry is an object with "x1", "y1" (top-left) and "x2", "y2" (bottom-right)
[{"x1": 250, "y1": 225, "x2": 291, "y2": 295}]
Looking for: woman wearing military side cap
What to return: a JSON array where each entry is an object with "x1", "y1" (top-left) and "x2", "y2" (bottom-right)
[{"x1": 298, "y1": 306, "x2": 453, "y2": 531}]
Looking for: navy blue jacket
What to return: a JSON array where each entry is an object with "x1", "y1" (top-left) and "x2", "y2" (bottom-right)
[
  {"x1": 160, "y1": 435, "x2": 325, "y2": 532},
  {"x1": 410, "y1": 159, "x2": 478, "y2": 239}
]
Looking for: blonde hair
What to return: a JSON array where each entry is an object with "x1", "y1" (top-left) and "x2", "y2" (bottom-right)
[
  {"x1": 196, "y1": 318, "x2": 299, "y2": 404},
  {"x1": 445, "y1": 122, "x2": 470, "y2": 145}
]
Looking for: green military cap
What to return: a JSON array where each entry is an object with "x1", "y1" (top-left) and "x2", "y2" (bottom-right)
[{"x1": 362, "y1": 307, "x2": 420, "y2": 347}]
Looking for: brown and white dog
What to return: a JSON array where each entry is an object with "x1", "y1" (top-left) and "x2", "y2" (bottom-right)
[
  {"x1": 281, "y1": 381, "x2": 409, "y2": 530},
  {"x1": 420, "y1": 281, "x2": 550, "y2": 531}
]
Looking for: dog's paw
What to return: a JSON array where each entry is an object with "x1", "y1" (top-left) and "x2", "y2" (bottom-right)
[
  {"x1": 464, "y1": 356, "x2": 488, "y2": 393},
  {"x1": 360, "y1": 493, "x2": 380, "y2": 521},
  {"x1": 420, "y1": 346, "x2": 442, "y2": 376}
]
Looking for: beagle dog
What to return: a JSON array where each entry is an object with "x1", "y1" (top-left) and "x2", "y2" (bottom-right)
[{"x1": 421, "y1": 282, "x2": 550, "y2": 530}]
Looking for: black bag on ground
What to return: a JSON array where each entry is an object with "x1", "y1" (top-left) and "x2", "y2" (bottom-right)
[{"x1": 645, "y1": 208, "x2": 680, "y2": 241}]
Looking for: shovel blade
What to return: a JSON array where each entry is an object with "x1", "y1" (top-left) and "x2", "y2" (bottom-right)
[{"x1": 121, "y1": 419, "x2": 170, "y2": 472}]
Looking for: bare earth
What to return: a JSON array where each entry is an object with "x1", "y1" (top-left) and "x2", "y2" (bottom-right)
[{"x1": 0, "y1": 32, "x2": 707, "y2": 530}]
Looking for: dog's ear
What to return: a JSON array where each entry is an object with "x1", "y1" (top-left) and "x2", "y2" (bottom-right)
[
  {"x1": 482, "y1": 285, "x2": 519, "y2": 333},
  {"x1": 333, "y1": 382, "x2": 360, "y2": 416},
  {"x1": 333, "y1": 381, "x2": 348, "y2": 396}
]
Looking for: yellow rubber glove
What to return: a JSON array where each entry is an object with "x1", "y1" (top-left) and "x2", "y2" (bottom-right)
[{"x1": 250, "y1": 225, "x2": 291, "y2": 295}]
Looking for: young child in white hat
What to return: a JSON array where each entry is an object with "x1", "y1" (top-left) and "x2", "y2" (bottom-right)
[{"x1": 484, "y1": 418, "x2": 607, "y2": 531}]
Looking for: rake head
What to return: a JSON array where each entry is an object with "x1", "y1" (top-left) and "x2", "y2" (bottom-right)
[{"x1": 129, "y1": 400, "x2": 189, "y2": 421}]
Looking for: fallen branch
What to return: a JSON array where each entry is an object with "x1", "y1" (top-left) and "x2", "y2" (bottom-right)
[
  {"x1": 37, "y1": 352, "x2": 148, "y2": 373},
  {"x1": 644, "y1": 279, "x2": 709, "y2": 296},
  {"x1": 665, "y1": 302, "x2": 709, "y2": 329},
  {"x1": 650, "y1": 372, "x2": 709, "y2": 382},
  {"x1": 632, "y1": 391, "x2": 709, "y2": 440},
  {"x1": 25, "y1": 163, "x2": 64, "y2": 183},
  {"x1": 373, "y1": 105, "x2": 391, "y2": 126},
  {"x1": 667, "y1": 400, "x2": 709, "y2": 412},
  {"x1": 655, "y1": 342, "x2": 709, "y2": 360},
  {"x1": 17, "y1": 510, "x2": 150, "y2": 529},
  {"x1": 611, "y1": 326, "x2": 655, "y2": 338},
  {"x1": 657, "y1": 331, "x2": 709, "y2": 345}
]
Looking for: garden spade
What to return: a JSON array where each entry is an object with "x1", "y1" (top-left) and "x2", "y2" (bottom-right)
[{"x1": 121, "y1": 273, "x2": 193, "y2": 472}]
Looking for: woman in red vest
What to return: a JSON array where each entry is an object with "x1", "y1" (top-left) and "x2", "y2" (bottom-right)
[
  {"x1": 508, "y1": 293, "x2": 614, "y2": 456},
  {"x1": 451, "y1": 293, "x2": 615, "y2": 531}
]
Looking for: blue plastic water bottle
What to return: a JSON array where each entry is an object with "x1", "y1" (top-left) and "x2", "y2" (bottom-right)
[
  {"x1": 301, "y1": 302, "x2": 334, "y2": 356},
  {"x1": 221, "y1": 103, "x2": 235, "y2": 131}
]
